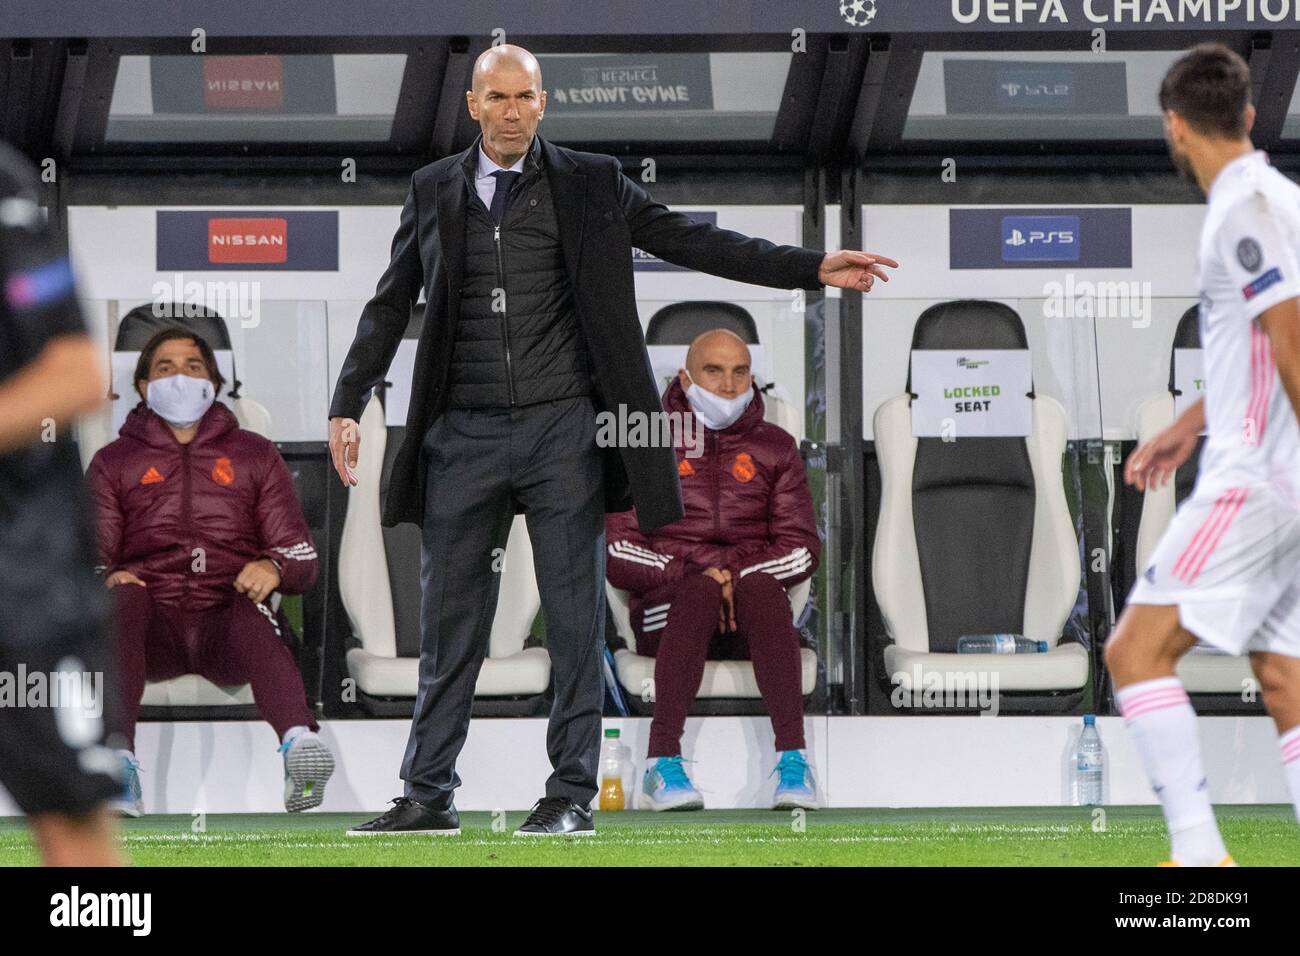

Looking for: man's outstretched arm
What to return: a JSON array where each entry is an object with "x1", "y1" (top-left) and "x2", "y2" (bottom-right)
[{"x1": 615, "y1": 168, "x2": 896, "y2": 293}]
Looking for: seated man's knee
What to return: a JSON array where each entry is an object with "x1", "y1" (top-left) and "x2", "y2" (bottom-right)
[
  {"x1": 680, "y1": 571, "x2": 724, "y2": 604},
  {"x1": 663, "y1": 574, "x2": 724, "y2": 638},
  {"x1": 734, "y1": 570, "x2": 785, "y2": 602}
]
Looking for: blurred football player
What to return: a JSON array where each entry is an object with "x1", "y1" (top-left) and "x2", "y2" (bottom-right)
[
  {"x1": 1111, "y1": 43, "x2": 1300, "y2": 866},
  {"x1": 0, "y1": 143, "x2": 122, "y2": 865}
]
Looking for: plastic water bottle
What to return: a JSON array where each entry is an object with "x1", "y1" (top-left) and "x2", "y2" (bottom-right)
[
  {"x1": 598, "y1": 728, "x2": 626, "y2": 811},
  {"x1": 956, "y1": 634, "x2": 1048, "y2": 654},
  {"x1": 1071, "y1": 714, "x2": 1105, "y2": 806}
]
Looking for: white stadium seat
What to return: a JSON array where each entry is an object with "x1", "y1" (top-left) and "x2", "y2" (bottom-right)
[
  {"x1": 338, "y1": 394, "x2": 551, "y2": 709},
  {"x1": 872, "y1": 301, "x2": 1088, "y2": 704}
]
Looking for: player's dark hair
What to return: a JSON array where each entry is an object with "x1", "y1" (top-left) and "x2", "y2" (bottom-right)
[
  {"x1": 134, "y1": 327, "x2": 226, "y2": 398},
  {"x1": 1159, "y1": 43, "x2": 1251, "y2": 139}
]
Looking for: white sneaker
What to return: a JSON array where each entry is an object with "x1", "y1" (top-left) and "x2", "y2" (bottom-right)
[
  {"x1": 280, "y1": 731, "x2": 334, "y2": 812},
  {"x1": 637, "y1": 756, "x2": 705, "y2": 811},
  {"x1": 771, "y1": 750, "x2": 821, "y2": 810},
  {"x1": 109, "y1": 752, "x2": 143, "y2": 818}
]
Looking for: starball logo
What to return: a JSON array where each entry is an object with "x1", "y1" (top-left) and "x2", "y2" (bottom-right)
[{"x1": 839, "y1": 0, "x2": 880, "y2": 26}]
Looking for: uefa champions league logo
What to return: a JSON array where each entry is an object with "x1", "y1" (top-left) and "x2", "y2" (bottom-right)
[{"x1": 839, "y1": 0, "x2": 879, "y2": 26}]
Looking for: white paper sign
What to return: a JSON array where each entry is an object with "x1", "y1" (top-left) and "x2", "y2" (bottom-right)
[
  {"x1": 1173, "y1": 348, "x2": 1205, "y2": 420},
  {"x1": 110, "y1": 349, "x2": 235, "y2": 437},
  {"x1": 910, "y1": 349, "x2": 1033, "y2": 439}
]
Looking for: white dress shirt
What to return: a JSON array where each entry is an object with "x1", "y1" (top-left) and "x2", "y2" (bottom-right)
[{"x1": 474, "y1": 140, "x2": 527, "y2": 212}]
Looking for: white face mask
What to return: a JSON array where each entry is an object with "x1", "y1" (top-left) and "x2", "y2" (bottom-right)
[
  {"x1": 683, "y1": 371, "x2": 754, "y2": 431},
  {"x1": 146, "y1": 373, "x2": 215, "y2": 428}
]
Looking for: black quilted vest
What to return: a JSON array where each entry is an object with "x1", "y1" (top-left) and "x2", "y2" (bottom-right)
[{"x1": 447, "y1": 150, "x2": 593, "y2": 408}]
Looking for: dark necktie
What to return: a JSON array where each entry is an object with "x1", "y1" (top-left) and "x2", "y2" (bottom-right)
[{"x1": 489, "y1": 169, "x2": 522, "y2": 225}]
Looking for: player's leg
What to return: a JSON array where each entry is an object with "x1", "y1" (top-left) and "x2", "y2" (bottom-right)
[
  {"x1": 0, "y1": 638, "x2": 125, "y2": 865},
  {"x1": 110, "y1": 579, "x2": 158, "y2": 755},
  {"x1": 731, "y1": 571, "x2": 804, "y2": 753},
  {"x1": 199, "y1": 598, "x2": 317, "y2": 740},
  {"x1": 28, "y1": 809, "x2": 122, "y2": 867},
  {"x1": 514, "y1": 396, "x2": 607, "y2": 821},
  {"x1": 638, "y1": 573, "x2": 725, "y2": 759},
  {"x1": 109, "y1": 582, "x2": 187, "y2": 816},
  {"x1": 1104, "y1": 603, "x2": 1229, "y2": 865},
  {"x1": 198, "y1": 598, "x2": 330, "y2": 811},
  {"x1": 628, "y1": 574, "x2": 717, "y2": 810},
  {"x1": 399, "y1": 408, "x2": 514, "y2": 809},
  {"x1": 1250, "y1": 650, "x2": 1300, "y2": 822},
  {"x1": 730, "y1": 571, "x2": 819, "y2": 809}
]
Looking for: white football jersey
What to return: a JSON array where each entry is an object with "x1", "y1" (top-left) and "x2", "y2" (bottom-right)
[{"x1": 1196, "y1": 150, "x2": 1300, "y2": 501}]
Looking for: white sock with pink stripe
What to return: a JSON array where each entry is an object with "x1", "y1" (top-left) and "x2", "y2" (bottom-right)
[
  {"x1": 1278, "y1": 725, "x2": 1300, "y2": 824},
  {"x1": 1116, "y1": 676, "x2": 1228, "y2": 865}
]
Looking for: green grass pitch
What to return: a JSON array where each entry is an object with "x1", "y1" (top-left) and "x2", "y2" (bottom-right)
[{"x1": 1, "y1": 806, "x2": 1296, "y2": 865}]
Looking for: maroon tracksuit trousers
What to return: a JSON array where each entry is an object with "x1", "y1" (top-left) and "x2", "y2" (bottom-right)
[
  {"x1": 633, "y1": 571, "x2": 805, "y2": 758},
  {"x1": 111, "y1": 582, "x2": 317, "y2": 751}
]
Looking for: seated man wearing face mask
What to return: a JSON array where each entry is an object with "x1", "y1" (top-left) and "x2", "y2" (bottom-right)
[
  {"x1": 87, "y1": 327, "x2": 333, "y2": 815},
  {"x1": 605, "y1": 329, "x2": 821, "y2": 811}
]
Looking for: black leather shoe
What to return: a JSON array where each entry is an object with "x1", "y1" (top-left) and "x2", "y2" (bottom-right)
[
  {"x1": 513, "y1": 796, "x2": 596, "y2": 836},
  {"x1": 346, "y1": 797, "x2": 460, "y2": 836}
]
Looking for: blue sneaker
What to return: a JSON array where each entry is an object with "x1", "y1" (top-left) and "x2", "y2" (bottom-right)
[
  {"x1": 638, "y1": 756, "x2": 704, "y2": 811},
  {"x1": 279, "y1": 731, "x2": 335, "y2": 813},
  {"x1": 771, "y1": 750, "x2": 820, "y2": 810},
  {"x1": 110, "y1": 752, "x2": 143, "y2": 818}
]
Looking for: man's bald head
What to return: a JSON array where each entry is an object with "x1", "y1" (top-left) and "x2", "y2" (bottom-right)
[
  {"x1": 471, "y1": 44, "x2": 542, "y2": 96},
  {"x1": 466, "y1": 44, "x2": 546, "y2": 168},
  {"x1": 679, "y1": 329, "x2": 753, "y2": 400}
]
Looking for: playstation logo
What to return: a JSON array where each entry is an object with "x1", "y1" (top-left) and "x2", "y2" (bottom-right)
[{"x1": 1005, "y1": 229, "x2": 1027, "y2": 247}]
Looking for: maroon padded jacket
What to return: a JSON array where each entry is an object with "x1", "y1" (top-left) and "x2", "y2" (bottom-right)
[
  {"x1": 87, "y1": 400, "x2": 319, "y2": 610},
  {"x1": 605, "y1": 378, "x2": 820, "y2": 627}
]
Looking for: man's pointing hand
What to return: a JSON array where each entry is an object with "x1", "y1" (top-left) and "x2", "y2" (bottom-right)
[{"x1": 818, "y1": 250, "x2": 899, "y2": 293}]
